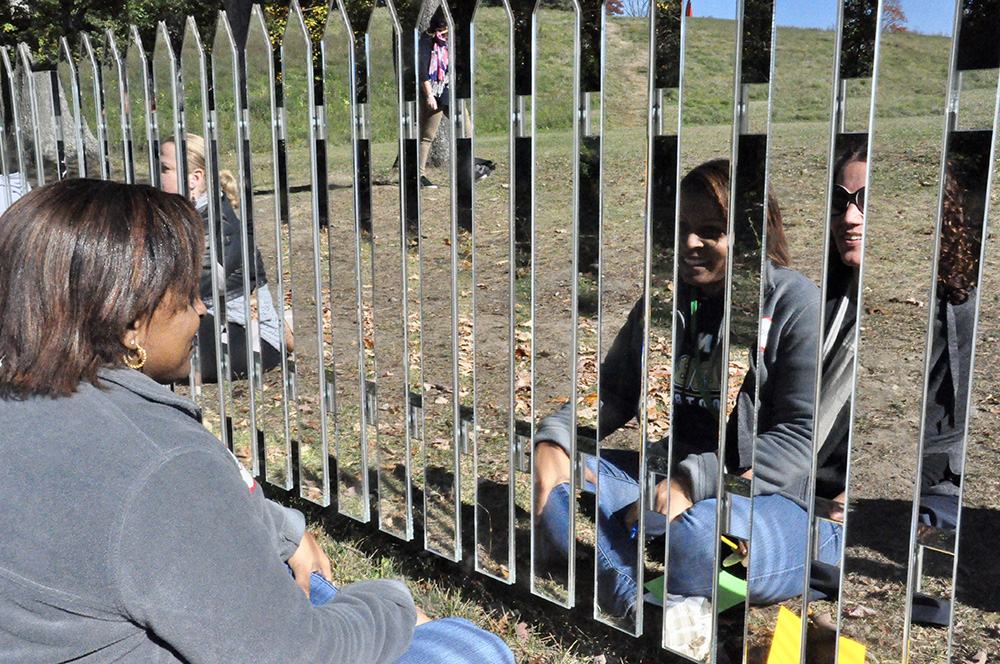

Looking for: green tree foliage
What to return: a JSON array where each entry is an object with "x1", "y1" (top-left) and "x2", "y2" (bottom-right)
[{"x1": 0, "y1": 0, "x2": 220, "y2": 64}]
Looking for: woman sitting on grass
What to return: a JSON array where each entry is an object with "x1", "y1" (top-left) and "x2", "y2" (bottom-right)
[
  {"x1": 533, "y1": 159, "x2": 843, "y2": 617},
  {"x1": 160, "y1": 134, "x2": 292, "y2": 383},
  {"x1": 0, "y1": 179, "x2": 513, "y2": 664}
]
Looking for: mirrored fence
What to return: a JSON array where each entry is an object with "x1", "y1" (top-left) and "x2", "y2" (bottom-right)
[{"x1": 5, "y1": 0, "x2": 1000, "y2": 659}]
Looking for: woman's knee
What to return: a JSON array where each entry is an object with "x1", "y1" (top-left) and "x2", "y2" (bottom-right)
[{"x1": 666, "y1": 502, "x2": 718, "y2": 596}]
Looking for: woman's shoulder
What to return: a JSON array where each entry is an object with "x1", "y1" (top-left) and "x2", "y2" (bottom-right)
[{"x1": 767, "y1": 262, "x2": 820, "y2": 301}]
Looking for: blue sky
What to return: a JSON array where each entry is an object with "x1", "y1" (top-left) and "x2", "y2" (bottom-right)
[{"x1": 686, "y1": 0, "x2": 954, "y2": 36}]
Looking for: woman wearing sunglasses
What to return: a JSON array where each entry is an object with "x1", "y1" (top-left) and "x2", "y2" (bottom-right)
[{"x1": 815, "y1": 140, "x2": 868, "y2": 521}]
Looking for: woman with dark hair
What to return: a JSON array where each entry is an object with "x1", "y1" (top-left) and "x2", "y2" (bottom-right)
[
  {"x1": 532, "y1": 159, "x2": 841, "y2": 617},
  {"x1": 418, "y1": 8, "x2": 451, "y2": 189},
  {"x1": 813, "y1": 138, "x2": 868, "y2": 511},
  {"x1": 0, "y1": 179, "x2": 513, "y2": 664},
  {"x1": 917, "y1": 155, "x2": 985, "y2": 530}
]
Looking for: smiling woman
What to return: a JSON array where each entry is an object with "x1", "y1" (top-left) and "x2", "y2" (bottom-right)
[{"x1": 533, "y1": 159, "x2": 840, "y2": 617}]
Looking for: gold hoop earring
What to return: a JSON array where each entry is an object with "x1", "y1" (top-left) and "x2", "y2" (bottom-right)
[{"x1": 124, "y1": 344, "x2": 147, "y2": 370}]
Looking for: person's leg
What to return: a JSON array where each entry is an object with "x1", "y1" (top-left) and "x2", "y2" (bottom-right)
[
  {"x1": 536, "y1": 452, "x2": 642, "y2": 617},
  {"x1": 308, "y1": 574, "x2": 512, "y2": 664},
  {"x1": 589, "y1": 453, "x2": 643, "y2": 617},
  {"x1": 419, "y1": 102, "x2": 446, "y2": 177},
  {"x1": 392, "y1": 617, "x2": 514, "y2": 664},
  {"x1": 308, "y1": 572, "x2": 339, "y2": 606},
  {"x1": 667, "y1": 494, "x2": 843, "y2": 604},
  {"x1": 260, "y1": 338, "x2": 283, "y2": 375}
]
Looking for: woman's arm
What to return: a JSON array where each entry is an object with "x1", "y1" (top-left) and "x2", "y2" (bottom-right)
[
  {"x1": 748, "y1": 277, "x2": 822, "y2": 503},
  {"x1": 115, "y1": 449, "x2": 416, "y2": 664}
]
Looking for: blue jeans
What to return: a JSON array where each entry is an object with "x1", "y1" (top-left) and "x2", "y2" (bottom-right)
[
  {"x1": 308, "y1": 574, "x2": 514, "y2": 664},
  {"x1": 537, "y1": 453, "x2": 843, "y2": 615}
]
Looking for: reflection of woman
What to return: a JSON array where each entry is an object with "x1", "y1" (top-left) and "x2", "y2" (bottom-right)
[
  {"x1": 160, "y1": 134, "x2": 291, "y2": 383},
  {"x1": 418, "y1": 9, "x2": 450, "y2": 189},
  {"x1": 0, "y1": 180, "x2": 514, "y2": 664},
  {"x1": 815, "y1": 142, "x2": 868, "y2": 505},
  {"x1": 919, "y1": 159, "x2": 983, "y2": 529},
  {"x1": 534, "y1": 160, "x2": 841, "y2": 616}
]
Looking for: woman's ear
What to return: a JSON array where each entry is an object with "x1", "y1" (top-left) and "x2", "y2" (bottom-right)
[
  {"x1": 121, "y1": 318, "x2": 145, "y2": 349},
  {"x1": 189, "y1": 168, "x2": 206, "y2": 197}
]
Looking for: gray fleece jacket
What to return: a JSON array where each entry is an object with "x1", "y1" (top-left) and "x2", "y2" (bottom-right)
[
  {"x1": 535, "y1": 262, "x2": 823, "y2": 509},
  {"x1": 0, "y1": 368, "x2": 415, "y2": 663}
]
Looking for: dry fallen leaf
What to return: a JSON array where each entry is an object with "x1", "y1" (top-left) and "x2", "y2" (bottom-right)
[
  {"x1": 844, "y1": 604, "x2": 877, "y2": 618},
  {"x1": 961, "y1": 650, "x2": 987, "y2": 664},
  {"x1": 515, "y1": 621, "x2": 530, "y2": 642}
]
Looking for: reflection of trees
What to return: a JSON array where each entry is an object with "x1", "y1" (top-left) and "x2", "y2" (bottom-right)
[
  {"x1": 956, "y1": 0, "x2": 1000, "y2": 71},
  {"x1": 839, "y1": 0, "x2": 877, "y2": 80},
  {"x1": 653, "y1": 0, "x2": 681, "y2": 89},
  {"x1": 740, "y1": 0, "x2": 772, "y2": 85}
]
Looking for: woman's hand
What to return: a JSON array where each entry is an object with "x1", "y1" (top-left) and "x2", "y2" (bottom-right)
[
  {"x1": 287, "y1": 530, "x2": 333, "y2": 598},
  {"x1": 415, "y1": 606, "x2": 432, "y2": 626},
  {"x1": 426, "y1": 95, "x2": 438, "y2": 111},
  {"x1": 624, "y1": 476, "x2": 694, "y2": 530}
]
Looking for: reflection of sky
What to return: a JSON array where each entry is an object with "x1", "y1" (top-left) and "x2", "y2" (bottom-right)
[{"x1": 684, "y1": 0, "x2": 954, "y2": 36}]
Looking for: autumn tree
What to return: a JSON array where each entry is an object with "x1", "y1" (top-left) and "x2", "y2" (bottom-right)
[{"x1": 882, "y1": 0, "x2": 908, "y2": 33}]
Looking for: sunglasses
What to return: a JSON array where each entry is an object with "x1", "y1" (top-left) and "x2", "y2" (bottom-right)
[{"x1": 831, "y1": 185, "x2": 866, "y2": 215}]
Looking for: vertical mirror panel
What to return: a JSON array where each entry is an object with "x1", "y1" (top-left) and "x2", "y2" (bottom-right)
[
  {"x1": 181, "y1": 20, "x2": 229, "y2": 451},
  {"x1": 246, "y1": 6, "x2": 294, "y2": 489},
  {"x1": 802, "y1": 0, "x2": 879, "y2": 659},
  {"x1": 127, "y1": 29, "x2": 154, "y2": 185},
  {"x1": 853, "y1": 7, "x2": 949, "y2": 663},
  {"x1": 588, "y1": 0, "x2": 648, "y2": 635},
  {"x1": 1, "y1": 49, "x2": 19, "y2": 181},
  {"x1": 530, "y1": 0, "x2": 578, "y2": 608},
  {"x1": 281, "y1": 3, "x2": 330, "y2": 505},
  {"x1": 905, "y1": 130, "x2": 993, "y2": 663},
  {"x1": 325, "y1": 0, "x2": 367, "y2": 522},
  {"x1": 508, "y1": 7, "x2": 535, "y2": 582},
  {"x1": 904, "y1": 2, "x2": 1000, "y2": 657},
  {"x1": 213, "y1": 13, "x2": 257, "y2": 476},
  {"x1": 58, "y1": 39, "x2": 86, "y2": 181},
  {"x1": 655, "y1": 5, "x2": 737, "y2": 661},
  {"x1": 748, "y1": 0, "x2": 837, "y2": 659},
  {"x1": 151, "y1": 24, "x2": 201, "y2": 405},
  {"x1": 0, "y1": 49, "x2": 9, "y2": 195},
  {"x1": 645, "y1": 0, "x2": 685, "y2": 654},
  {"x1": 102, "y1": 32, "x2": 131, "y2": 182},
  {"x1": 364, "y1": 2, "x2": 411, "y2": 540},
  {"x1": 152, "y1": 25, "x2": 178, "y2": 180},
  {"x1": 78, "y1": 36, "x2": 107, "y2": 180},
  {"x1": 442, "y1": 0, "x2": 478, "y2": 577},
  {"x1": 470, "y1": 0, "x2": 516, "y2": 583},
  {"x1": 396, "y1": 1, "x2": 423, "y2": 549},
  {"x1": 13, "y1": 47, "x2": 43, "y2": 188},
  {"x1": 418, "y1": 0, "x2": 460, "y2": 555},
  {"x1": 713, "y1": 5, "x2": 774, "y2": 661}
]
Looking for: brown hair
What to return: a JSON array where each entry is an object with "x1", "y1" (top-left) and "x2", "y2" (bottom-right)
[
  {"x1": 938, "y1": 158, "x2": 985, "y2": 304},
  {"x1": 0, "y1": 179, "x2": 204, "y2": 398},
  {"x1": 680, "y1": 158, "x2": 790, "y2": 267},
  {"x1": 163, "y1": 134, "x2": 240, "y2": 209}
]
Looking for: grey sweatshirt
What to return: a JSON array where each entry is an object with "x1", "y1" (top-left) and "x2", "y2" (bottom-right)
[
  {"x1": 0, "y1": 368, "x2": 415, "y2": 663},
  {"x1": 535, "y1": 262, "x2": 824, "y2": 509}
]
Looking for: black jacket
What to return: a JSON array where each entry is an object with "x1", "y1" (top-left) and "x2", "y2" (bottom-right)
[{"x1": 199, "y1": 197, "x2": 268, "y2": 303}]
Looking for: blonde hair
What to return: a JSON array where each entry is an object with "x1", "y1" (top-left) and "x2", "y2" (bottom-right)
[{"x1": 164, "y1": 133, "x2": 240, "y2": 210}]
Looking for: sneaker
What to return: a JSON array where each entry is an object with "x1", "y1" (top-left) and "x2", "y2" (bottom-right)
[{"x1": 420, "y1": 176, "x2": 437, "y2": 189}]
